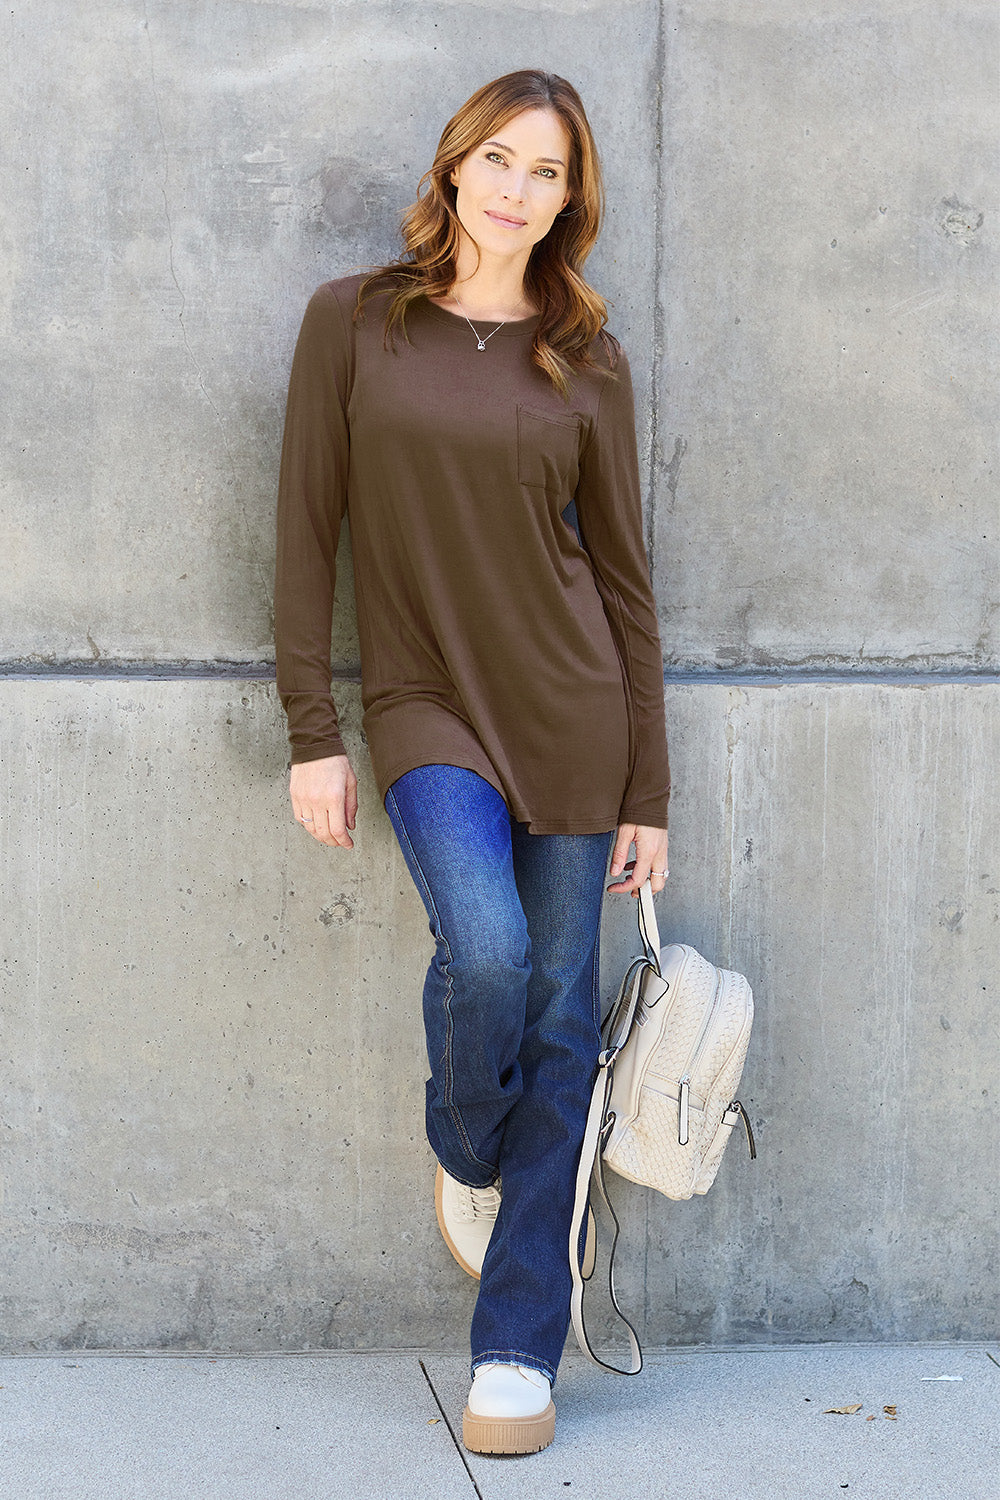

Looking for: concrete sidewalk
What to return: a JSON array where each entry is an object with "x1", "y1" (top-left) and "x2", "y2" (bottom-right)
[{"x1": 1, "y1": 1344, "x2": 997, "y2": 1499}]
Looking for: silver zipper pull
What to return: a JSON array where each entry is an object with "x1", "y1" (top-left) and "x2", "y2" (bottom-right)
[{"x1": 678, "y1": 1077, "x2": 690, "y2": 1145}]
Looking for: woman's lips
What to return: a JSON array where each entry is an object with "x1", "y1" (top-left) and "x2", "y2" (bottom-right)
[{"x1": 485, "y1": 210, "x2": 527, "y2": 229}]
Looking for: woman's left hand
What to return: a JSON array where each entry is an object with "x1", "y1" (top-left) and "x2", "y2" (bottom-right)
[{"x1": 607, "y1": 823, "x2": 669, "y2": 898}]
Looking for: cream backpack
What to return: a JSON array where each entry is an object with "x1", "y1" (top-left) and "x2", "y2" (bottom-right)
[{"x1": 570, "y1": 882, "x2": 755, "y2": 1373}]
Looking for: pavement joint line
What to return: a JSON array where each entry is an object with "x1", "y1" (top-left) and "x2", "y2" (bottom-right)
[{"x1": 418, "y1": 1358, "x2": 483, "y2": 1499}]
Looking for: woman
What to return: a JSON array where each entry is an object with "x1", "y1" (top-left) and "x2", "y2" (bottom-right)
[{"x1": 274, "y1": 70, "x2": 670, "y2": 1456}]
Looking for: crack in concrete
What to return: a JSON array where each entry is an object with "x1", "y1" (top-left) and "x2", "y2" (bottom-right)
[
  {"x1": 142, "y1": 5, "x2": 275, "y2": 636},
  {"x1": 664, "y1": 435, "x2": 687, "y2": 513}
]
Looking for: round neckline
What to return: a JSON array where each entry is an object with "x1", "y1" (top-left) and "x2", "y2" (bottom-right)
[{"x1": 422, "y1": 296, "x2": 540, "y2": 338}]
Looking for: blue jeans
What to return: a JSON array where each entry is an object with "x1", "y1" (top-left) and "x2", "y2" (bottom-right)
[{"x1": 384, "y1": 765, "x2": 613, "y2": 1386}]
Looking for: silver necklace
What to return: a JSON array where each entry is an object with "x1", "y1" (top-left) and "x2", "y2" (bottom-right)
[{"x1": 450, "y1": 292, "x2": 507, "y2": 351}]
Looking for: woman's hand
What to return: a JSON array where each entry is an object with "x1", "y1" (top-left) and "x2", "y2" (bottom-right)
[
  {"x1": 290, "y1": 755, "x2": 358, "y2": 849},
  {"x1": 607, "y1": 823, "x2": 669, "y2": 898}
]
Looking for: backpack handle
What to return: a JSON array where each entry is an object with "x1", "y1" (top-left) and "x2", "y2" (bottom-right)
[{"x1": 637, "y1": 878, "x2": 662, "y2": 974}]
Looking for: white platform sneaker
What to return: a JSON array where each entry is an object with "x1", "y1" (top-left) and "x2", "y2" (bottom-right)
[
  {"x1": 434, "y1": 1165, "x2": 502, "y2": 1279},
  {"x1": 463, "y1": 1362, "x2": 556, "y2": 1455}
]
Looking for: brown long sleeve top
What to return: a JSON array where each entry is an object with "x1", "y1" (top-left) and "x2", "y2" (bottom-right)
[{"x1": 274, "y1": 273, "x2": 670, "y2": 834}]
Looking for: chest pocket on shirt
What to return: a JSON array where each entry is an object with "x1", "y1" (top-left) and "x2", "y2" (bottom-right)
[{"x1": 517, "y1": 404, "x2": 582, "y2": 495}]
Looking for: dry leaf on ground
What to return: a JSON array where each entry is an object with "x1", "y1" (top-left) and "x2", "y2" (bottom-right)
[{"x1": 823, "y1": 1404, "x2": 863, "y2": 1415}]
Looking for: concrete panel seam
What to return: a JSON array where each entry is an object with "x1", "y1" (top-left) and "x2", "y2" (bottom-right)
[
  {"x1": 645, "y1": 0, "x2": 668, "y2": 568},
  {"x1": 2, "y1": 664, "x2": 999, "y2": 685}
]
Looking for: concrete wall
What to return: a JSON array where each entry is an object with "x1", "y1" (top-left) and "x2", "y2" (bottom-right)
[{"x1": 1, "y1": 1, "x2": 996, "y2": 1351}]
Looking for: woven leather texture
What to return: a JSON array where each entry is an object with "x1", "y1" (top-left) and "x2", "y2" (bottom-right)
[{"x1": 603, "y1": 945, "x2": 753, "y2": 1201}]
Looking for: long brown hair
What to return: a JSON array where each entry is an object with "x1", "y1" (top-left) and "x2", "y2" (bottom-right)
[{"x1": 355, "y1": 70, "x2": 619, "y2": 396}]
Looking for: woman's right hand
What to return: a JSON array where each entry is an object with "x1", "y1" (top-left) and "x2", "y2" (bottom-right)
[{"x1": 289, "y1": 755, "x2": 358, "y2": 849}]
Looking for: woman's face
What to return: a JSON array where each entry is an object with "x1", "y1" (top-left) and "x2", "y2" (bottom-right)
[{"x1": 448, "y1": 107, "x2": 572, "y2": 258}]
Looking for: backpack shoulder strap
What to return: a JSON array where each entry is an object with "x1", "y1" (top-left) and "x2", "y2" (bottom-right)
[{"x1": 569, "y1": 1058, "x2": 643, "y2": 1375}]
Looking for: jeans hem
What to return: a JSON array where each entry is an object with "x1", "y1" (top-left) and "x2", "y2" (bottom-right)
[
  {"x1": 471, "y1": 1351, "x2": 557, "y2": 1387},
  {"x1": 437, "y1": 1161, "x2": 499, "y2": 1192}
]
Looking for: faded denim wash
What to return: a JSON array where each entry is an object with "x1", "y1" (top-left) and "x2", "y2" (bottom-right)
[{"x1": 384, "y1": 763, "x2": 612, "y2": 1386}]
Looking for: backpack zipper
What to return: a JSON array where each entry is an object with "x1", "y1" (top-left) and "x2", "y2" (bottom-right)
[
  {"x1": 727, "y1": 1100, "x2": 757, "y2": 1159},
  {"x1": 677, "y1": 966, "x2": 724, "y2": 1145}
]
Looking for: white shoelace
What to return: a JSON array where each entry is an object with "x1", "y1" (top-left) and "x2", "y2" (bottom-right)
[{"x1": 455, "y1": 1180, "x2": 502, "y2": 1224}]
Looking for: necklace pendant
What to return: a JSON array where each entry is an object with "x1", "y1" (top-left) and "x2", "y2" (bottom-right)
[{"x1": 476, "y1": 339, "x2": 486, "y2": 351}]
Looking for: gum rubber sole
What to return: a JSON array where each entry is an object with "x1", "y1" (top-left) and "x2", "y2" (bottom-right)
[{"x1": 462, "y1": 1400, "x2": 556, "y2": 1455}]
